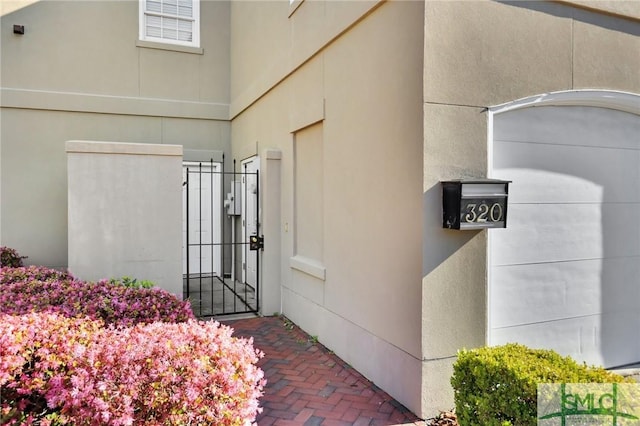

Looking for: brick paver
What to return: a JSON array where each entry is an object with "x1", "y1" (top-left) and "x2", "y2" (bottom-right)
[{"x1": 222, "y1": 316, "x2": 426, "y2": 426}]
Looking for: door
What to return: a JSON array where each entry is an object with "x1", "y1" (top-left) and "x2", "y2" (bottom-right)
[
  {"x1": 182, "y1": 162, "x2": 222, "y2": 277},
  {"x1": 489, "y1": 102, "x2": 640, "y2": 368},
  {"x1": 241, "y1": 157, "x2": 259, "y2": 287}
]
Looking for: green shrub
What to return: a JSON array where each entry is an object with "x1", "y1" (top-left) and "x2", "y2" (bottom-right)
[
  {"x1": 109, "y1": 275, "x2": 155, "y2": 289},
  {"x1": 451, "y1": 343, "x2": 633, "y2": 426},
  {"x1": 0, "y1": 246, "x2": 27, "y2": 268}
]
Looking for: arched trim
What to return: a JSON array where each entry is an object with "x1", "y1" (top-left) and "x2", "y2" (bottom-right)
[
  {"x1": 490, "y1": 90, "x2": 640, "y2": 116},
  {"x1": 488, "y1": 90, "x2": 640, "y2": 174}
]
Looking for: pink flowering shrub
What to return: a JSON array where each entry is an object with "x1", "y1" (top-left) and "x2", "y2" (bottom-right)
[
  {"x1": 0, "y1": 265, "x2": 72, "y2": 285},
  {"x1": 1, "y1": 312, "x2": 265, "y2": 426},
  {"x1": 0, "y1": 256, "x2": 265, "y2": 424},
  {"x1": 0, "y1": 271, "x2": 194, "y2": 327},
  {"x1": 0, "y1": 313, "x2": 104, "y2": 425},
  {"x1": 0, "y1": 246, "x2": 27, "y2": 268}
]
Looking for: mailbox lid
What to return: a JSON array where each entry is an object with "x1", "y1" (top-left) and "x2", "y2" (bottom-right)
[
  {"x1": 442, "y1": 178, "x2": 510, "y2": 189},
  {"x1": 461, "y1": 182, "x2": 509, "y2": 198}
]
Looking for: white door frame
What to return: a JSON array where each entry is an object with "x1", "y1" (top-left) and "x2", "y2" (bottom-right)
[
  {"x1": 182, "y1": 161, "x2": 222, "y2": 277},
  {"x1": 241, "y1": 156, "x2": 260, "y2": 286}
]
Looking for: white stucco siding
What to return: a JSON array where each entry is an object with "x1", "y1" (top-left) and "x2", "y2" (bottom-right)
[{"x1": 490, "y1": 102, "x2": 640, "y2": 368}]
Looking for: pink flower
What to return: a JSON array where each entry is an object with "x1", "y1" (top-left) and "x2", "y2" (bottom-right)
[
  {"x1": 0, "y1": 270, "x2": 195, "y2": 327},
  {"x1": 0, "y1": 312, "x2": 264, "y2": 425}
]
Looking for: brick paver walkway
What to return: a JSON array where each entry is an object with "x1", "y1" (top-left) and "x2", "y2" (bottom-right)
[{"x1": 222, "y1": 316, "x2": 426, "y2": 426}]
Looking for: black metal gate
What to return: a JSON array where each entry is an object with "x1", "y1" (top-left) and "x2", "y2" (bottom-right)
[{"x1": 183, "y1": 157, "x2": 260, "y2": 317}]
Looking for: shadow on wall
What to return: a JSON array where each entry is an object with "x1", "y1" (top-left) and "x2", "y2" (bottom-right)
[
  {"x1": 422, "y1": 183, "x2": 479, "y2": 278},
  {"x1": 502, "y1": 0, "x2": 640, "y2": 36}
]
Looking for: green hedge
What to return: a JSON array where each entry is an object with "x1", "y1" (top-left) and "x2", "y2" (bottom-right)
[{"x1": 451, "y1": 343, "x2": 633, "y2": 426}]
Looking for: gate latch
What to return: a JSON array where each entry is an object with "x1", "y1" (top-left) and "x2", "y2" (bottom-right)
[{"x1": 249, "y1": 235, "x2": 264, "y2": 251}]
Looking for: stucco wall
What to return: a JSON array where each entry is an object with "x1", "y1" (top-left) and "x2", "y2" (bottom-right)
[
  {"x1": 231, "y1": 0, "x2": 425, "y2": 417},
  {"x1": 67, "y1": 141, "x2": 183, "y2": 296},
  {"x1": 0, "y1": 108, "x2": 230, "y2": 268},
  {"x1": 1, "y1": 0, "x2": 229, "y2": 101},
  {"x1": 0, "y1": 0, "x2": 231, "y2": 268},
  {"x1": 422, "y1": 0, "x2": 640, "y2": 417}
]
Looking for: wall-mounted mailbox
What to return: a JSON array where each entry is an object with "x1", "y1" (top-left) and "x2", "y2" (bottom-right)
[
  {"x1": 441, "y1": 180, "x2": 510, "y2": 230},
  {"x1": 223, "y1": 181, "x2": 242, "y2": 216}
]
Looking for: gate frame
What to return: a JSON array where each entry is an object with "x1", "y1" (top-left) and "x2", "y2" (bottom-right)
[{"x1": 183, "y1": 155, "x2": 261, "y2": 317}]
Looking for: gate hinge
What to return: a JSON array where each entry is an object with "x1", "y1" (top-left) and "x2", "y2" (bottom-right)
[{"x1": 249, "y1": 235, "x2": 264, "y2": 251}]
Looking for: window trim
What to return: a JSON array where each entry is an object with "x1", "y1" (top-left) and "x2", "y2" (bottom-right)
[
  {"x1": 136, "y1": 39, "x2": 203, "y2": 55},
  {"x1": 139, "y1": 0, "x2": 200, "y2": 49}
]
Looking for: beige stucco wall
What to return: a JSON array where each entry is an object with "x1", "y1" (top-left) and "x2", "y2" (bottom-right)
[
  {"x1": 1, "y1": 0, "x2": 229, "y2": 100},
  {"x1": 231, "y1": 0, "x2": 425, "y2": 417},
  {"x1": 0, "y1": 108, "x2": 230, "y2": 269},
  {"x1": 0, "y1": 0, "x2": 231, "y2": 268},
  {"x1": 423, "y1": 0, "x2": 640, "y2": 417}
]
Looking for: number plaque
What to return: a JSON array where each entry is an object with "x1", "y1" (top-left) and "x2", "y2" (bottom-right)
[{"x1": 441, "y1": 180, "x2": 510, "y2": 230}]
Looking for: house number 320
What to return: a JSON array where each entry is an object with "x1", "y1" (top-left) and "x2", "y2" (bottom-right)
[{"x1": 464, "y1": 202, "x2": 504, "y2": 223}]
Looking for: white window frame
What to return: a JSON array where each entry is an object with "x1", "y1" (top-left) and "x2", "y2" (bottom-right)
[{"x1": 139, "y1": 0, "x2": 200, "y2": 49}]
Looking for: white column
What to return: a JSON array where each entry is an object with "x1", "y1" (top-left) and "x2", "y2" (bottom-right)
[{"x1": 260, "y1": 148, "x2": 282, "y2": 315}]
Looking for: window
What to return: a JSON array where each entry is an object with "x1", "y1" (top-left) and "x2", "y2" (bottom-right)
[{"x1": 139, "y1": 0, "x2": 200, "y2": 48}]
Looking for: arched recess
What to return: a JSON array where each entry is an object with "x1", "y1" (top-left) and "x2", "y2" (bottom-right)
[{"x1": 488, "y1": 90, "x2": 640, "y2": 368}]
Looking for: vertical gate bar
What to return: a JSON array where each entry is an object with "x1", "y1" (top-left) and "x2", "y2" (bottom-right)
[
  {"x1": 198, "y1": 162, "x2": 203, "y2": 316},
  {"x1": 255, "y1": 168, "x2": 260, "y2": 312},
  {"x1": 186, "y1": 168, "x2": 190, "y2": 302},
  {"x1": 222, "y1": 158, "x2": 227, "y2": 315},
  {"x1": 219, "y1": 155, "x2": 224, "y2": 315},
  {"x1": 233, "y1": 159, "x2": 237, "y2": 287},
  {"x1": 211, "y1": 158, "x2": 215, "y2": 316},
  {"x1": 239, "y1": 163, "x2": 247, "y2": 312},
  {"x1": 209, "y1": 158, "x2": 220, "y2": 314},
  {"x1": 246, "y1": 167, "x2": 251, "y2": 308}
]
